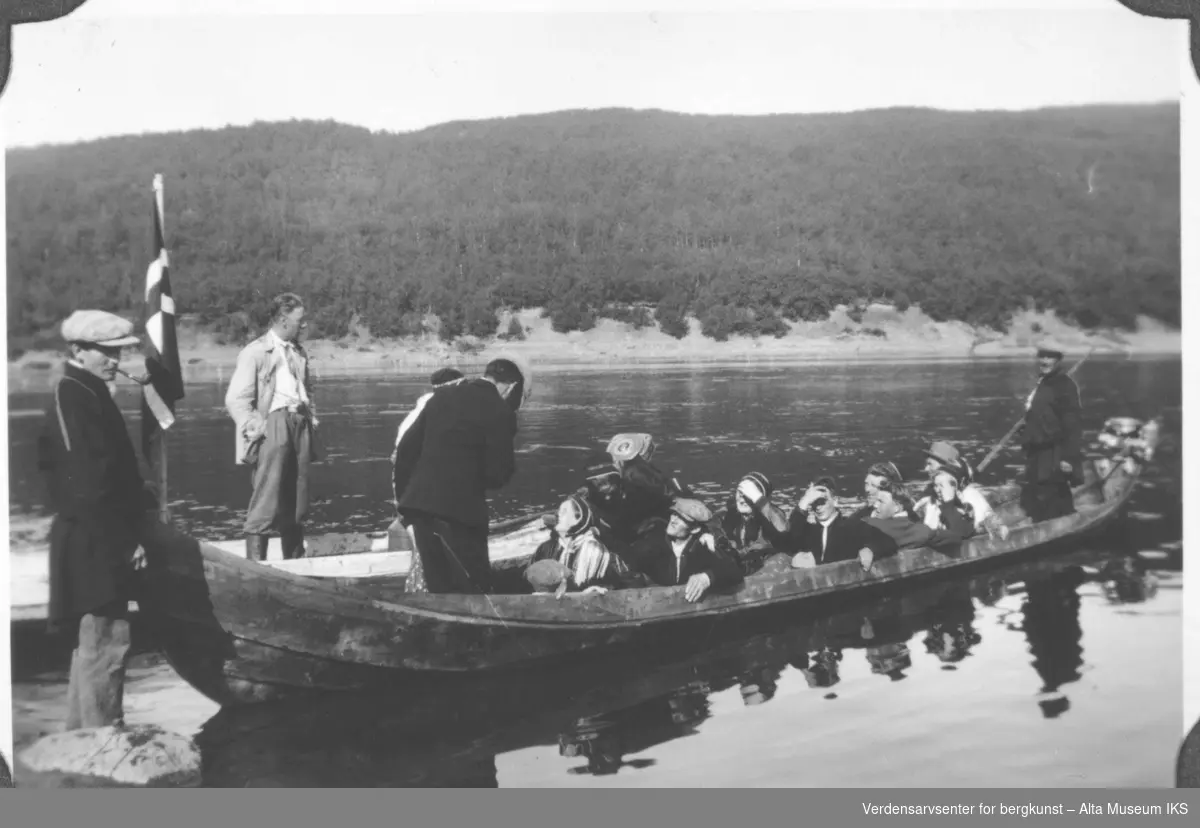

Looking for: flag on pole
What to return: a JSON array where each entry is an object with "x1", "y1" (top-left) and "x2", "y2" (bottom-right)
[{"x1": 141, "y1": 173, "x2": 185, "y2": 455}]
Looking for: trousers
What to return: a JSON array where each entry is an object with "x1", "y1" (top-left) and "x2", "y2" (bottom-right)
[
  {"x1": 406, "y1": 512, "x2": 491, "y2": 594},
  {"x1": 245, "y1": 410, "x2": 312, "y2": 536},
  {"x1": 65, "y1": 603, "x2": 131, "y2": 731}
]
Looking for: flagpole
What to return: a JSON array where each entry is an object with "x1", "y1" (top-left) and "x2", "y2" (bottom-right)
[{"x1": 151, "y1": 173, "x2": 170, "y2": 525}]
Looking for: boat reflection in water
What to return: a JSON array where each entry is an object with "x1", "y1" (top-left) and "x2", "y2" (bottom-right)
[{"x1": 194, "y1": 547, "x2": 1170, "y2": 787}]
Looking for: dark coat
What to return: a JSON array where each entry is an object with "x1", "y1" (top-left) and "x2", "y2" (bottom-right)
[
  {"x1": 1021, "y1": 368, "x2": 1084, "y2": 485},
  {"x1": 394, "y1": 378, "x2": 518, "y2": 529},
  {"x1": 629, "y1": 529, "x2": 744, "y2": 591},
  {"x1": 37, "y1": 363, "x2": 149, "y2": 627},
  {"x1": 779, "y1": 511, "x2": 899, "y2": 565}
]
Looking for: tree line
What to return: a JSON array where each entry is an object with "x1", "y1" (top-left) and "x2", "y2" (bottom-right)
[{"x1": 5, "y1": 103, "x2": 1179, "y2": 354}]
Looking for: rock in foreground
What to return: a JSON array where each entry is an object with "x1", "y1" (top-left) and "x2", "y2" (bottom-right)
[{"x1": 17, "y1": 724, "x2": 200, "y2": 788}]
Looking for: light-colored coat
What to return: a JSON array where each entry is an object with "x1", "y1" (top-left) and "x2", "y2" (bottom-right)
[{"x1": 224, "y1": 332, "x2": 319, "y2": 465}]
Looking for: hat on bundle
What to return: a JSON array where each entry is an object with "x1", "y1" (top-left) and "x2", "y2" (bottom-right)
[
  {"x1": 430, "y1": 367, "x2": 464, "y2": 387},
  {"x1": 606, "y1": 433, "x2": 656, "y2": 465},
  {"x1": 555, "y1": 495, "x2": 594, "y2": 538},
  {"x1": 670, "y1": 497, "x2": 713, "y2": 526},
  {"x1": 1034, "y1": 337, "x2": 1067, "y2": 360},
  {"x1": 60, "y1": 310, "x2": 141, "y2": 348},
  {"x1": 737, "y1": 472, "x2": 772, "y2": 502}
]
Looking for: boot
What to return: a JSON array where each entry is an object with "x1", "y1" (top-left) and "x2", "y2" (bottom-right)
[
  {"x1": 245, "y1": 534, "x2": 269, "y2": 562},
  {"x1": 281, "y1": 527, "x2": 306, "y2": 560}
]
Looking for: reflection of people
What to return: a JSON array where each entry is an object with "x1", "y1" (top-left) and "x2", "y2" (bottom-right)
[
  {"x1": 226, "y1": 292, "x2": 321, "y2": 561},
  {"x1": 791, "y1": 647, "x2": 844, "y2": 692},
  {"x1": 1021, "y1": 569, "x2": 1085, "y2": 719},
  {"x1": 393, "y1": 358, "x2": 526, "y2": 594},
  {"x1": 866, "y1": 642, "x2": 912, "y2": 681},
  {"x1": 1098, "y1": 556, "x2": 1159, "y2": 605},
  {"x1": 559, "y1": 687, "x2": 712, "y2": 777},
  {"x1": 923, "y1": 622, "x2": 983, "y2": 666},
  {"x1": 738, "y1": 665, "x2": 784, "y2": 707},
  {"x1": 37, "y1": 310, "x2": 156, "y2": 731},
  {"x1": 1018, "y1": 341, "x2": 1084, "y2": 522}
]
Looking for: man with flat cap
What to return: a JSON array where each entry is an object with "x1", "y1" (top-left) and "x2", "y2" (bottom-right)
[
  {"x1": 1018, "y1": 339, "x2": 1084, "y2": 522},
  {"x1": 36, "y1": 309, "x2": 157, "y2": 730},
  {"x1": 393, "y1": 357, "x2": 529, "y2": 593}
]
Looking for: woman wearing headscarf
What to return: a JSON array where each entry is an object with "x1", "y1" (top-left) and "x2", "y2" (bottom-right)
[
  {"x1": 716, "y1": 472, "x2": 791, "y2": 573},
  {"x1": 917, "y1": 442, "x2": 1009, "y2": 541},
  {"x1": 524, "y1": 495, "x2": 647, "y2": 596}
]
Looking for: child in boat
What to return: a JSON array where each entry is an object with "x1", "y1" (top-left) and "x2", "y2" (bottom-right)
[
  {"x1": 916, "y1": 468, "x2": 985, "y2": 542},
  {"x1": 628, "y1": 497, "x2": 744, "y2": 603},
  {"x1": 918, "y1": 441, "x2": 1009, "y2": 540},
  {"x1": 716, "y1": 472, "x2": 792, "y2": 572},
  {"x1": 525, "y1": 495, "x2": 643, "y2": 596}
]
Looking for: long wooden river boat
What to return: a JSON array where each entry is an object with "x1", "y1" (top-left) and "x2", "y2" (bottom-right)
[{"x1": 118, "y1": 417, "x2": 1162, "y2": 706}]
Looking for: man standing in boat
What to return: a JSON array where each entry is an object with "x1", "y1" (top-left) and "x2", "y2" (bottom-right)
[
  {"x1": 36, "y1": 310, "x2": 157, "y2": 731},
  {"x1": 1018, "y1": 339, "x2": 1084, "y2": 522},
  {"x1": 393, "y1": 357, "x2": 529, "y2": 593},
  {"x1": 225, "y1": 292, "x2": 320, "y2": 562}
]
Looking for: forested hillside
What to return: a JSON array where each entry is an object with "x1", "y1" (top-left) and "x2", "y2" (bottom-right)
[{"x1": 5, "y1": 104, "x2": 1179, "y2": 352}]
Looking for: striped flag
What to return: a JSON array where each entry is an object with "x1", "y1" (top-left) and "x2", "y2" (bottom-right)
[{"x1": 141, "y1": 173, "x2": 185, "y2": 455}]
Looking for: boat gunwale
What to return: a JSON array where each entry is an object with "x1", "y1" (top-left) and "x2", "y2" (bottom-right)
[{"x1": 188, "y1": 462, "x2": 1142, "y2": 634}]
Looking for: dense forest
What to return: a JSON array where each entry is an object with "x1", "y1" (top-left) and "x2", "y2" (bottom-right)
[{"x1": 5, "y1": 104, "x2": 1180, "y2": 352}]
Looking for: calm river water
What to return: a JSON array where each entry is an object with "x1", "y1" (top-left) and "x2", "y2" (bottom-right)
[{"x1": 8, "y1": 356, "x2": 1185, "y2": 787}]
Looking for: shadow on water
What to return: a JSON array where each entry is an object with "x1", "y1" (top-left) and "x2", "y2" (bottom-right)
[{"x1": 194, "y1": 541, "x2": 1167, "y2": 788}]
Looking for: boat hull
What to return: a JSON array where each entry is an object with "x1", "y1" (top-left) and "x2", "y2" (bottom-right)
[{"x1": 138, "y1": 452, "x2": 1149, "y2": 706}]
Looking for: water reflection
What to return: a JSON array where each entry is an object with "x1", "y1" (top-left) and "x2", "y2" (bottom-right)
[{"x1": 194, "y1": 545, "x2": 1154, "y2": 787}]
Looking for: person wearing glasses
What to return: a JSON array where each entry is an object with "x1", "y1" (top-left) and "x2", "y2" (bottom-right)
[{"x1": 786, "y1": 477, "x2": 898, "y2": 572}]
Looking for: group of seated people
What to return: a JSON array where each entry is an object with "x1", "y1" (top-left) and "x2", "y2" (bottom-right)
[{"x1": 522, "y1": 433, "x2": 1011, "y2": 604}]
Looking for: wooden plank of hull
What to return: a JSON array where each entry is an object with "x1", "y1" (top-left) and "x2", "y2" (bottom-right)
[{"x1": 142, "y1": 458, "x2": 1147, "y2": 705}]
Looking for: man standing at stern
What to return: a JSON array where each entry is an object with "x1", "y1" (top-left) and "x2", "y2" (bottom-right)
[
  {"x1": 393, "y1": 358, "x2": 528, "y2": 594},
  {"x1": 37, "y1": 310, "x2": 157, "y2": 730},
  {"x1": 225, "y1": 292, "x2": 320, "y2": 562},
  {"x1": 1018, "y1": 339, "x2": 1084, "y2": 522}
]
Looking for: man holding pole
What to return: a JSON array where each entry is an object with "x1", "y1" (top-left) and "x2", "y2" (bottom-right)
[
  {"x1": 37, "y1": 310, "x2": 158, "y2": 730},
  {"x1": 225, "y1": 292, "x2": 320, "y2": 561},
  {"x1": 1018, "y1": 339, "x2": 1084, "y2": 522}
]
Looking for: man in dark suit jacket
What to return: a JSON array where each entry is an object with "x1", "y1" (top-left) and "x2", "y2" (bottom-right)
[
  {"x1": 37, "y1": 310, "x2": 157, "y2": 731},
  {"x1": 782, "y1": 478, "x2": 899, "y2": 572},
  {"x1": 393, "y1": 358, "x2": 526, "y2": 593},
  {"x1": 1019, "y1": 341, "x2": 1084, "y2": 522}
]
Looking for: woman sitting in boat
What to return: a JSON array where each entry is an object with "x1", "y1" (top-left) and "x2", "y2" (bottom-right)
[
  {"x1": 915, "y1": 468, "x2": 986, "y2": 543},
  {"x1": 715, "y1": 472, "x2": 791, "y2": 573},
  {"x1": 524, "y1": 496, "x2": 646, "y2": 597},
  {"x1": 784, "y1": 478, "x2": 899, "y2": 572},
  {"x1": 628, "y1": 497, "x2": 744, "y2": 603},
  {"x1": 918, "y1": 441, "x2": 1009, "y2": 541},
  {"x1": 583, "y1": 433, "x2": 692, "y2": 552}
]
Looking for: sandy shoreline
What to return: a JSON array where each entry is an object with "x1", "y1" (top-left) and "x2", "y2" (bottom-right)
[{"x1": 7, "y1": 304, "x2": 1181, "y2": 393}]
